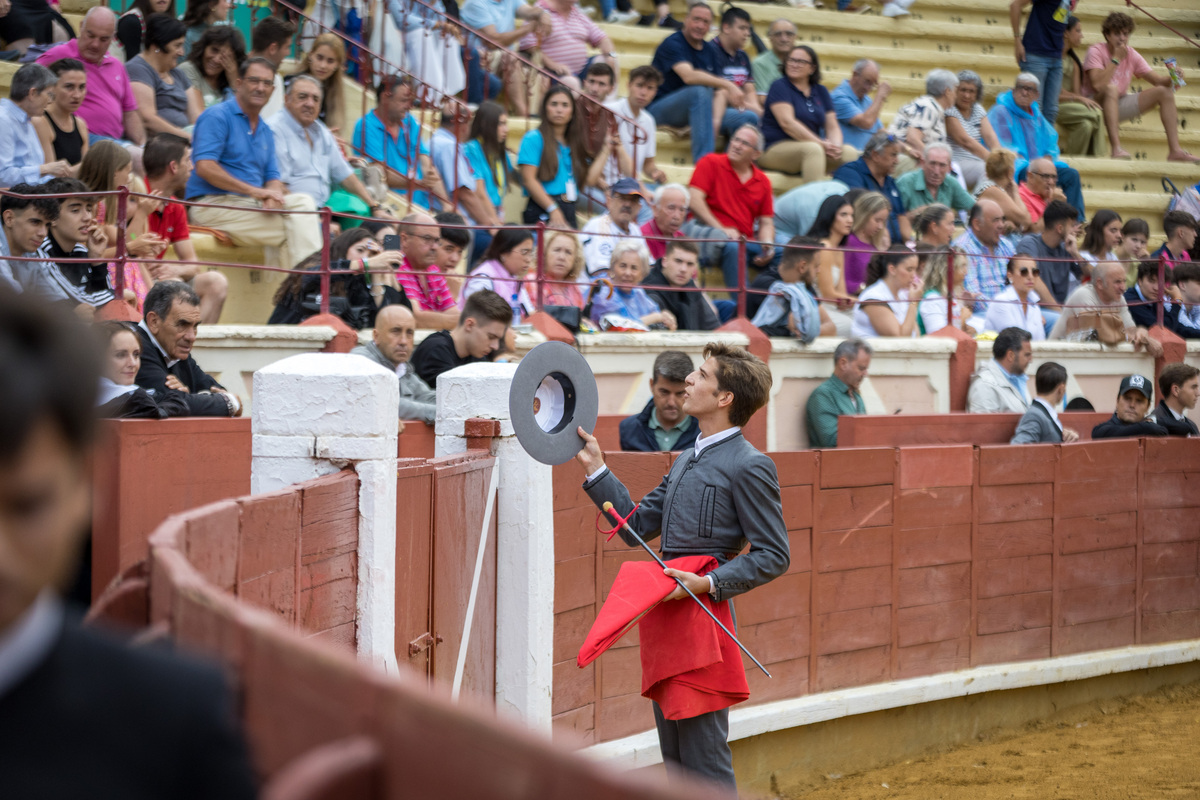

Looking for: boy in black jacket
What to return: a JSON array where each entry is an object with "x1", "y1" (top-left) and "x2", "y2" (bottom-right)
[
  {"x1": 1092, "y1": 374, "x2": 1169, "y2": 439},
  {"x1": 1155, "y1": 362, "x2": 1200, "y2": 437}
]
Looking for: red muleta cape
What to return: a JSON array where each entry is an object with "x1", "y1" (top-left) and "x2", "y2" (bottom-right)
[{"x1": 577, "y1": 555, "x2": 749, "y2": 720}]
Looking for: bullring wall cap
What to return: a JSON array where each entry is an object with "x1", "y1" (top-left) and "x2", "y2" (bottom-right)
[
  {"x1": 1119, "y1": 374, "x2": 1152, "y2": 401},
  {"x1": 508, "y1": 341, "x2": 599, "y2": 465}
]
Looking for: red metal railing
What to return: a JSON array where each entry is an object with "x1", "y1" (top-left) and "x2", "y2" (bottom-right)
[
  {"x1": 5, "y1": 187, "x2": 1178, "y2": 335},
  {"x1": 1123, "y1": 0, "x2": 1200, "y2": 50}
]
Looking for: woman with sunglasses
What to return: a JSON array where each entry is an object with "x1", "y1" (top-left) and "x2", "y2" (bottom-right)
[
  {"x1": 759, "y1": 45, "x2": 858, "y2": 184},
  {"x1": 983, "y1": 255, "x2": 1046, "y2": 339}
]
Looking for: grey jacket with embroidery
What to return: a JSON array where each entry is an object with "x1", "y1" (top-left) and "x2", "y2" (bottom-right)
[
  {"x1": 583, "y1": 431, "x2": 790, "y2": 603},
  {"x1": 350, "y1": 342, "x2": 436, "y2": 424}
]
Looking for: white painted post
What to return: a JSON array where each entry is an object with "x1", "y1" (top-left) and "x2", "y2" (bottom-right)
[
  {"x1": 435, "y1": 363, "x2": 555, "y2": 733},
  {"x1": 251, "y1": 353, "x2": 400, "y2": 675}
]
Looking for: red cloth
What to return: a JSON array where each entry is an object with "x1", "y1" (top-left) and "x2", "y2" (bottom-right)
[{"x1": 577, "y1": 555, "x2": 749, "y2": 721}]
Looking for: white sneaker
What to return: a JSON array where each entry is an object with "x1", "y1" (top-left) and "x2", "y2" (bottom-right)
[
  {"x1": 894, "y1": 0, "x2": 917, "y2": 9},
  {"x1": 606, "y1": 9, "x2": 640, "y2": 23},
  {"x1": 881, "y1": 3, "x2": 910, "y2": 16}
]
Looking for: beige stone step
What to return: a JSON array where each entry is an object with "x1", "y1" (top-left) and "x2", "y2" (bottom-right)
[{"x1": 641, "y1": 0, "x2": 1200, "y2": 37}]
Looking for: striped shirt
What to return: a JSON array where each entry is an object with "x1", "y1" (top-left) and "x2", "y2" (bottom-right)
[
  {"x1": 518, "y1": 0, "x2": 605, "y2": 74},
  {"x1": 953, "y1": 228, "x2": 1015, "y2": 313},
  {"x1": 395, "y1": 256, "x2": 456, "y2": 312}
]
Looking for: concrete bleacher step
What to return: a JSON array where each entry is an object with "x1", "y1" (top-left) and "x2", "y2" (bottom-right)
[{"x1": 644, "y1": 0, "x2": 1200, "y2": 38}]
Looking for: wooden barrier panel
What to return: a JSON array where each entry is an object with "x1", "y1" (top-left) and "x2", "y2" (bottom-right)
[
  {"x1": 837, "y1": 411, "x2": 1111, "y2": 447},
  {"x1": 552, "y1": 438, "x2": 1200, "y2": 746},
  {"x1": 92, "y1": 418, "x2": 252, "y2": 599},
  {"x1": 139, "y1": 470, "x2": 720, "y2": 800},
  {"x1": 394, "y1": 453, "x2": 498, "y2": 698}
]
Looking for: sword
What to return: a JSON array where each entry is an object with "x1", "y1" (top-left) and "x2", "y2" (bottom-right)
[{"x1": 602, "y1": 501, "x2": 772, "y2": 678}]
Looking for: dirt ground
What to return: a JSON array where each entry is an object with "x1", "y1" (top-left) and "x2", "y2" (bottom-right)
[{"x1": 785, "y1": 683, "x2": 1200, "y2": 799}]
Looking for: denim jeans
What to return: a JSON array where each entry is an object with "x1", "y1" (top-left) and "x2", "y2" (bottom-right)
[
  {"x1": 648, "y1": 86, "x2": 760, "y2": 162},
  {"x1": 1019, "y1": 52, "x2": 1063, "y2": 125},
  {"x1": 465, "y1": 46, "x2": 502, "y2": 105}
]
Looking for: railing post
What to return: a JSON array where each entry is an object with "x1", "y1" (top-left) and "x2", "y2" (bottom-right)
[
  {"x1": 1157, "y1": 251, "x2": 1167, "y2": 328},
  {"x1": 535, "y1": 221, "x2": 545, "y2": 312},
  {"x1": 113, "y1": 186, "x2": 129, "y2": 298},
  {"x1": 736, "y1": 235, "x2": 747, "y2": 319},
  {"x1": 320, "y1": 206, "x2": 333, "y2": 315},
  {"x1": 946, "y1": 247, "x2": 955, "y2": 326}
]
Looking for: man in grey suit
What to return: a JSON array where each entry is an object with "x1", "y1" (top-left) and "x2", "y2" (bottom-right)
[
  {"x1": 574, "y1": 342, "x2": 790, "y2": 792},
  {"x1": 351, "y1": 305, "x2": 436, "y2": 424},
  {"x1": 1011, "y1": 361, "x2": 1081, "y2": 444}
]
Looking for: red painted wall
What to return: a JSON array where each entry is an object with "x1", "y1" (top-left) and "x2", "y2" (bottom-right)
[
  {"x1": 136, "y1": 471, "x2": 721, "y2": 800},
  {"x1": 551, "y1": 439, "x2": 1200, "y2": 744}
]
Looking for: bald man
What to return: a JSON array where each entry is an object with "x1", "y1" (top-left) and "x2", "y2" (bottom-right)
[
  {"x1": 397, "y1": 212, "x2": 461, "y2": 330},
  {"x1": 37, "y1": 7, "x2": 145, "y2": 146},
  {"x1": 351, "y1": 305, "x2": 437, "y2": 423}
]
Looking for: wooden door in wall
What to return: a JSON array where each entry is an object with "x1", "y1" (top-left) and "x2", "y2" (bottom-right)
[{"x1": 395, "y1": 452, "x2": 499, "y2": 701}]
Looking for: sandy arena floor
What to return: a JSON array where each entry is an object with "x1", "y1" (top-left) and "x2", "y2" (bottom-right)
[{"x1": 787, "y1": 683, "x2": 1200, "y2": 799}]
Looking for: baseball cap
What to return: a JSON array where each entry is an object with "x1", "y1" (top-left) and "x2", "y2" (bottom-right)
[
  {"x1": 1118, "y1": 374, "x2": 1152, "y2": 401},
  {"x1": 610, "y1": 177, "x2": 651, "y2": 201}
]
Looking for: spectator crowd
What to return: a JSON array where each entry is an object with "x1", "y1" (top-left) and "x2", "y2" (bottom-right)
[{"x1": 0, "y1": 0, "x2": 1195, "y2": 440}]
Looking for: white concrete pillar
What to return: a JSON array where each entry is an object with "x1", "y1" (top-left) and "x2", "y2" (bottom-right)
[
  {"x1": 252, "y1": 353, "x2": 400, "y2": 674},
  {"x1": 435, "y1": 363, "x2": 555, "y2": 733}
]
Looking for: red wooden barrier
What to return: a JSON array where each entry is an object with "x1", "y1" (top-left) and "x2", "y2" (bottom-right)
[
  {"x1": 92, "y1": 417, "x2": 441, "y2": 599},
  {"x1": 551, "y1": 438, "x2": 1200, "y2": 745},
  {"x1": 92, "y1": 418, "x2": 252, "y2": 599},
  {"x1": 121, "y1": 470, "x2": 719, "y2": 800},
  {"x1": 837, "y1": 411, "x2": 1112, "y2": 447}
]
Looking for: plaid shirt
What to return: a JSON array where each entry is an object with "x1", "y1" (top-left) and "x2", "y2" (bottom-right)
[
  {"x1": 953, "y1": 229, "x2": 1015, "y2": 313},
  {"x1": 395, "y1": 256, "x2": 456, "y2": 312}
]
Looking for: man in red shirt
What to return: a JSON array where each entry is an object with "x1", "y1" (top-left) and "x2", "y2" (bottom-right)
[
  {"x1": 682, "y1": 124, "x2": 778, "y2": 299},
  {"x1": 140, "y1": 133, "x2": 228, "y2": 323},
  {"x1": 1016, "y1": 156, "x2": 1065, "y2": 230}
]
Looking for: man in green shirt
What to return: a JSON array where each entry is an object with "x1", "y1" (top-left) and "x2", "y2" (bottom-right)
[
  {"x1": 750, "y1": 19, "x2": 796, "y2": 99},
  {"x1": 806, "y1": 338, "x2": 872, "y2": 447},
  {"x1": 619, "y1": 350, "x2": 702, "y2": 452},
  {"x1": 895, "y1": 142, "x2": 975, "y2": 214}
]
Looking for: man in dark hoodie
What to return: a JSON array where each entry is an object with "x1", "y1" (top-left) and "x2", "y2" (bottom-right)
[
  {"x1": 619, "y1": 350, "x2": 699, "y2": 452},
  {"x1": 1092, "y1": 373, "x2": 1169, "y2": 440},
  {"x1": 642, "y1": 239, "x2": 720, "y2": 331}
]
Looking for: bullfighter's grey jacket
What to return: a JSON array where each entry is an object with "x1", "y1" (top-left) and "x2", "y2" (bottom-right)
[{"x1": 583, "y1": 430, "x2": 790, "y2": 603}]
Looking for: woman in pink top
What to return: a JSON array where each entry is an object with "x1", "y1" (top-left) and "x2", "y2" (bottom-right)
[
  {"x1": 843, "y1": 191, "x2": 891, "y2": 295},
  {"x1": 459, "y1": 226, "x2": 534, "y2": 323},
  {"x1": 1082, "y1": 11, "x2": 1197, "y2": 163}
]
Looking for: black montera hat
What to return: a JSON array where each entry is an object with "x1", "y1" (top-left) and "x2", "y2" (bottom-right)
[{"x1": 509, "y1": 341, "x2": 599, "y2": 465}]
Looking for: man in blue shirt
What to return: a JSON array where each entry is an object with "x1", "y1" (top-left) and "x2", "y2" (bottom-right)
[
  {"x1": 352, "y1": 74, "x2": 449, "y2": 211},
  {"x1": 832, "y1": 130, "x2": 911, "y2": 243},
  {"x1": 830, "y1": 59, "x2": 891, "y2": 152},
  {"x1": 268, "y1": 76, "x2": 382, "y2": 213},
  {"x1": 429, "y1": 98, "x2": 500, "y2": 261},
  {"x1": 648, "y1": 3, "x2": 755, "y2": 162},
  {"x1": 0, "y1": 64, "x2": 70, "y2": 188},
  {"x1": 186, "y1": 58, "x2": 323, "y2": 267}
]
